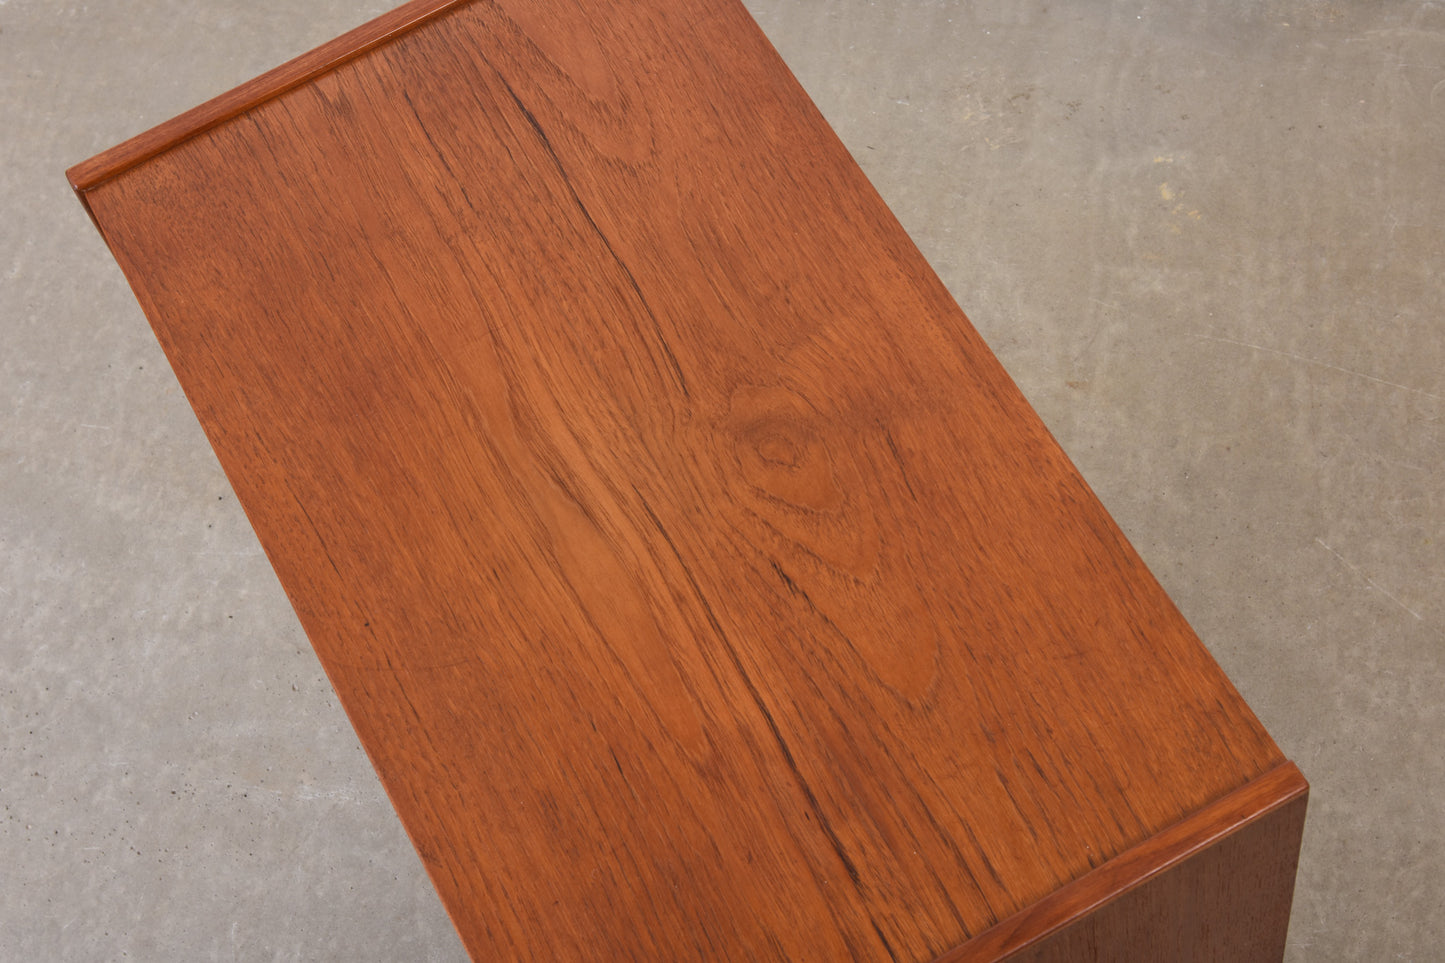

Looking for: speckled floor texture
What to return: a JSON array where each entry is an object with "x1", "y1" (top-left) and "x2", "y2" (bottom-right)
[{"x1": 4, "y1": 0, "x2": 1441, "y2": 959}]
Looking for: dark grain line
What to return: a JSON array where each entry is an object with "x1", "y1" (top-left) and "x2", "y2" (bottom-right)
[
  {"x1": 882, "y1": 423, "x2": 919, "y2": 501},
  {"x1": 633, "y1": 491, "x2": 864, "y2": 890},
  {"x1": 480, "y1": 54, "x2": 692, "y2": 402},
  {"x1": 872, "y1": 918, "x2": 902, "y2": 963},
  {"x1": 75, "y1": 0, "x2": 1303, "y2": 954}
]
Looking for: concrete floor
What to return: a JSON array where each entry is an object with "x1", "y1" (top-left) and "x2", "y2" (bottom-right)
[{"x1": 3, "y1": 0, "x2": 1440, "y2": 959}]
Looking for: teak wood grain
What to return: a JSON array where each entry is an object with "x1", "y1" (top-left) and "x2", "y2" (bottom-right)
[{"x1": 69, "y1": 0, "x2": 1307, "y2": 959}]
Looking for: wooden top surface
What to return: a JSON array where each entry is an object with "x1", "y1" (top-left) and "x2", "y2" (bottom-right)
[{"x1": 72, "y1": 0, "x2": 1290, "y2": 958}]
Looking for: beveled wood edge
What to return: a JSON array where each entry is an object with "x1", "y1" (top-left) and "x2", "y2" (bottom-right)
[
  {"x1": 931, "y1": 760, "x2": 1309, "y2": 963},
  {"x1": 65, "y1": 0, "x2": 475, "y2": 202},
  {"x1": 62, "y1": 6, "x2": 1311, "y2": 954}
]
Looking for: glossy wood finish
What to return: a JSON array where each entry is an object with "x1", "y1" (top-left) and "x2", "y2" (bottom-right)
[
  {"x1": 997, "y1": 783, "x2": 1308, "y2": 963},
  {"x1": 67, "y1": 0, "x2": 472, "y2": 197},
  {"x1": 70, "y1": 0, "x2": 1306, "y2": 959},
  {"x1": 942, "y1": 762, "x2": 1308, "y2": 962}
]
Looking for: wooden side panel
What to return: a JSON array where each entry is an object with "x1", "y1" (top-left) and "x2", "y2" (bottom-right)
[
  {"x1": 1003, "y1": 792, "x2": 1307, "y2": 962},
  {"x1": 936, "y1": 763, "x2": 1309, "y2": 963},
  {"x1": 70, "y1": 0, "x2": 1302, "y2": 959}
]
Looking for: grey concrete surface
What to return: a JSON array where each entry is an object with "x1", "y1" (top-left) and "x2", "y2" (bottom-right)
[{"x1": 2, "y1": 0, "x2": 1440, "y2": 959}]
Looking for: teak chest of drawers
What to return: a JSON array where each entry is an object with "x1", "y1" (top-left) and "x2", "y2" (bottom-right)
[{"x1": 69, "y1": 0, "x2": 1307, "y2": 959}]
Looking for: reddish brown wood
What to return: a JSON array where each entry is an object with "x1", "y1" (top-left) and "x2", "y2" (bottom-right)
[
  {"x1": 66, "y1": 0, "x2": 469, "y2": 198},
  {"x1": 997, "y1": 785, "x2": 1308, "y2": 963},
  {"x1": 937, "y1": 762, "x2": 1309, "y2": 962},
  {"x1": 69, "y1": 0, "x2": 1306, "y2": 959}
]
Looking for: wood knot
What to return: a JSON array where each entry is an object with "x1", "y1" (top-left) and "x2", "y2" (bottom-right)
[
  {"x1": 717, "y1": 385, "x2": 942, "y2": 704},
  {"x1": 728, "y1": 384, "x2": 843, "y2": 514}
]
